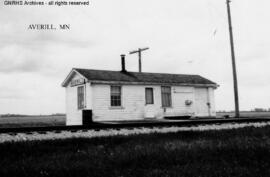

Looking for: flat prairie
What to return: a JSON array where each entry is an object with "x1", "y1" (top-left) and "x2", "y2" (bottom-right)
[
  {"x1": 217, "y1": 111, "x2": 270, "y2": 118},
  {"x1": 0, "y1": 115, "x2": 65, "y2": 128},
  {"x1": 0, "y1": 125, "x2": 270, "y2": 177}
]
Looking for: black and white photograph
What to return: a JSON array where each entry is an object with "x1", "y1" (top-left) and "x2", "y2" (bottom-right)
[{"x1": 0, "y1": 0, "x2": 270, "y2": 176}]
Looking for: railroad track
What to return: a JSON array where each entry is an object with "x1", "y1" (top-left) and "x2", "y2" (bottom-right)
[
  {"x1": 0, "y1": 118, "x2": 270, "y2": 143},
  {"x1": 0, "y1": 117, "x2": 270, "y2": 135}
]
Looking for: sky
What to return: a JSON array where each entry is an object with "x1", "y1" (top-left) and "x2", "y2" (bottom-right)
[{"x1": 0, "y1": 0, "x2": 269, "y2": 114}]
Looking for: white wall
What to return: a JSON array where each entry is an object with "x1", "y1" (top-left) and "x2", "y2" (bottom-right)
[
  {"x1": 65, "y1": 79, "x2": 217, "y2": 124},
  {"x1": 194, "y1": 87, "x2": 216, "y2": 117},
  {"x1": 91, "y1": 84, "x2": 214, "y2": 121},
  {"x1": 92, "y1": 85, "x2": 148, "y2": 121},
  {"x1": 166, "y1": 86, "x2": 195, "y2": 117},
  {"x1": 208, "y1": 87, "x2": 216, "y2": 117},
  {"x1": 65, "y1": 73, "x2": 86, "y2": 125}
]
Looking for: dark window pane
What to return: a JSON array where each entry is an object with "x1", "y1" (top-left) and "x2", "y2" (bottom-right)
[
  {"x1": 161, "y1": 86, "x2": 171, "y2": 107},
  {"x1": 77, "y1": 86, "x2": 85, "y2": 109},
  {"x1": 145, "y1": 88, "x2": 154, "y2": 104},
  {"x1": 111, "y1": 86, "x2": 121, "y2": 106}
]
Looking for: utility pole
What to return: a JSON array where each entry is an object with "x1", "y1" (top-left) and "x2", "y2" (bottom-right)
[
  {"x1": 226, "y1": 0, "x2": 240, "y2": 118},
  {"x1": 129, "y1": 47, "x2": 149, "y2": 72}
]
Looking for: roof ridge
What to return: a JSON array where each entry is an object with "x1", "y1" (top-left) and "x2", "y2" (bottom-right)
[
  {"x1": 62, "y1": 68, "x2": 218, "y2": 88},
  {"x1": 74, "y1": 68, "x2": 199, "y2": 76}
]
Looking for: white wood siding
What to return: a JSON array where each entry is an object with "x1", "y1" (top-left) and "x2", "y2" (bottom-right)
[
  {"x1": 92, "y1": 85, "x2": 150, "y2": 121},
  {"x1": 165, "y1": 87, "x2": 195, "y2": 117},
  {"x1": 194, "y1": 87, "x2": 216, "y2": 117},
  {"x1": 66, "y1": 73, "x2": 86, "y2": 125},
  {"x1": 208, "y1": 87, "x2": 216, "y2": 116},
  {"x1": 65, "y1": 78, "x2": 216, "y2": 124},
  {"x1": 91, "y1": 85, "x2": 213, "y2": 121}
]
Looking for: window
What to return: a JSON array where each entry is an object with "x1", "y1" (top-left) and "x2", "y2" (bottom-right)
[
  {"x1": 161, "y1": 86, "x2": 172, "y2": 107},
  {"x1": 77, "y1": 86, "x2": 85, "y2": 109},
  {"x1": 111, "y1": 86, "x2": 121, "y2": 106},
  {"x1": 145, "y1": 88, "x2": 154, "y2": 104}
]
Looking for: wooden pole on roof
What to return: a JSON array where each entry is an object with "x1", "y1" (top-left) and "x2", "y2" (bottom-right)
[
  {"x1": 226, "y1": 0, "x2": 240, "y2": 118},
  {"x1": 129, "y1": 47, "x2": 149, "y2": 72}
]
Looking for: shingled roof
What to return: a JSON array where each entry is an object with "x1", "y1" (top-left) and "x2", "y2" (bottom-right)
[{"x1": 62, "y1": 68, "x2": 218, "y2": 88}]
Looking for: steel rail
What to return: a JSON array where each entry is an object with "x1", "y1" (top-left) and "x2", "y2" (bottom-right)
[{"x1": 0, "y1": 117, "x2": 269, "y2": 134}]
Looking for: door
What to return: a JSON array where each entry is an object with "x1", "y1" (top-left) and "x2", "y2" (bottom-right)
[
  {"x1": 82, "y1": 109, "x2": 93, "y2": 125},
  {"x1": 144, "y1": 88, "x2": 156, "y2": 118},
  {"x1": 194, "y1": 88, "x2": 210, "y2": 117}
]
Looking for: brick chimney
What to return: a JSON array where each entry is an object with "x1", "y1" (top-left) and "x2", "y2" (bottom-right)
[{"x1": 121, "y1": 54, "x2": 126, "y2": 72}]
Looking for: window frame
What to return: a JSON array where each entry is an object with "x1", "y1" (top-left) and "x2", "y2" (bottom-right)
[
  {"x1": 145, "y1": 87, "x2": 154, "y2": 105},
  {"x1": 110, "y1": 85, "x2": 122, "y2": 107},
  {"x1": 77, "y1": 85, "x2": 85, "y2": 110},
  {"x1": 161, "y1": 86, "x2": 172, "y2": 108}
]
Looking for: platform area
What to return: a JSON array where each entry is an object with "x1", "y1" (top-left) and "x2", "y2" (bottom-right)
[{"x1": 95, "y1": 117, "x2": 270, "y2": 125}]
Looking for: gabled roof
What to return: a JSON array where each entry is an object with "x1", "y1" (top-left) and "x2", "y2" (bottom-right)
[{"x1": 62, "y1": 68, "x2": 218, "y2": 88}]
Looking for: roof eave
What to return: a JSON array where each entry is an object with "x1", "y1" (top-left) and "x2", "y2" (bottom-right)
[
  {"x1": 90, "y1": 80, "x2": 218, "y2": 88},
  {"x1": 61, "y1": 69, "x2": 88, "y2": 87}
]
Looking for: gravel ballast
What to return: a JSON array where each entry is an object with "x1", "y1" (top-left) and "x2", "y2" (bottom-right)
[{"x1": 0, "y1": 122, "x2": 270, "y2": 143}]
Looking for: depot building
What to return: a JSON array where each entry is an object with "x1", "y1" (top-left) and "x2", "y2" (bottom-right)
[{"x1": 62, "y1": 55, "x2": 218, "y2": 126}]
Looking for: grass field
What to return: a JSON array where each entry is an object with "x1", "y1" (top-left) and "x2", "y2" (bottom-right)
[
  {"x1": 0, "y1": 115, "x2": 65, "y2": 128},
  {"x1": 0, "y1": 125, "x2": 270, "y2": 177},
  {"x1": 217, "y1": 111, "x2": 270, "y2": 118}
]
